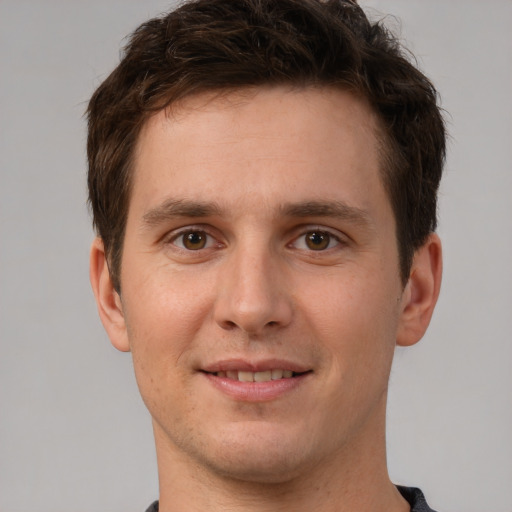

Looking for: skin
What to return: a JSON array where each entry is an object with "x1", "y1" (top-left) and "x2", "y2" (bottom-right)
[{"x1": 90, "y1": 86, "x2": 442, "y2": 512}]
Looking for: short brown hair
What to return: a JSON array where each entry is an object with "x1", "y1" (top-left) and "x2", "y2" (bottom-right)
[{"x1": 87, "y1": 0, "x2": 446, "y2": 291}]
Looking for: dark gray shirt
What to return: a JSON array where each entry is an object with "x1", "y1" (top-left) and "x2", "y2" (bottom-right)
[{"x1": 145, "y1": 486, "x2": 438, "y2": 511}]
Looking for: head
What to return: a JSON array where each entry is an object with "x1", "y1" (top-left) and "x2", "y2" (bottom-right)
[
  {"x1": 87, "y1": 1, "x2": 445, "y2": 493},
  {"x1": 87, "y1": 0, "x2": 446, "y2": 293}
]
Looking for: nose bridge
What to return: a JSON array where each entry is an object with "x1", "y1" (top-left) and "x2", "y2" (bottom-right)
[{"x1": 214, "y1": 234, "x2": 292, "y2": 334}]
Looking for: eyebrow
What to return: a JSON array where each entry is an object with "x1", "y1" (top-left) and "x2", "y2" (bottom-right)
[
  {"x1": 280, "y1": 200, "x2": 372, "y2": 227},
  {"x1": 140, "y1": 198, "x2": 372, "y2": 229},
  {"x1": 141, "y1": 198, "x2": 223, "y2": 229}
]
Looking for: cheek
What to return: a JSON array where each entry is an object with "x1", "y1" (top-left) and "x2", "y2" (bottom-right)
[
  {"x1": 120, "y1": 270, "x2": 214, "y2": 385},
  {"x1": 121, "y1": 290, "x2": 205, "y2": 421},
  {"x1": 123, "y1": 261, "x2": 213, "y2": 336},
  {"x1": 298, "y1": 268, "x2": 400, "y2": 367}
]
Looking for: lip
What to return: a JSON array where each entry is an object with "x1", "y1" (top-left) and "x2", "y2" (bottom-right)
[
  {"x1": 201, "y1": 358, "x2": 310, "y2": 374},
  {"x1": 200, "y1": 358, "x2": 313, "y2": 402}
]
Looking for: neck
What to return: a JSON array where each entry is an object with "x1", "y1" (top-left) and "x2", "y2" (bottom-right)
[{"x1": 153, "y1": 406, "x2": 409, "y2": 512}]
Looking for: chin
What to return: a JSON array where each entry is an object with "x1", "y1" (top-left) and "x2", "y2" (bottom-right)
[
  {"x1": 191, "y1": 422, "x2": 320, "y2": 484},
  {"x1": 206, "y1": 451, "x2": 308, "y2": 485}
]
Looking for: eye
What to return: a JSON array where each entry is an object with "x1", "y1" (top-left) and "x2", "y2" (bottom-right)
[
  {"x1": 293, "y1": 230, "x2": 340, "y2": 251},
  {"x1": 172, "y1": 230, "x2": 214, "y2": 250}
]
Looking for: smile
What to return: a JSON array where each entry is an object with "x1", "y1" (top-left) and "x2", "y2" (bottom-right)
[
  {"x1": 201, "y1": 363, "x2": 312, "y2": 402},
  {"x1": 212, "y1": 369, "x2": 299, "y2": 381}
]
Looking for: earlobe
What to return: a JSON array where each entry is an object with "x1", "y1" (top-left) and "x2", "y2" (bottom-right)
[
  {"x1": 396, "y1": 233, "x2": 443, "y2": 347},
  {"x1": 89, "y1": 238, "x2": 131, "y2": 352}
]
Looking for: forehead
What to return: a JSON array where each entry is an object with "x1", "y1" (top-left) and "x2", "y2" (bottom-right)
[{"x1": 131, "y1": 86, "x2": 387, "y2": 219}]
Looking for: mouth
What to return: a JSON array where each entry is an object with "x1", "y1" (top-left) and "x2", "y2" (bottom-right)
[
  {"x1": 204, "y1": 369, "x2": 309, "y2": 382},
  {"x1": 200, "y1": 360, "x2": 312, "y2": 401}
]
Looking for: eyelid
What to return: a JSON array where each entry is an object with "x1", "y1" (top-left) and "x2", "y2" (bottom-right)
[
  {"x1": 161, "y1": 223, "x2": 347, "y2": 252},
  {"x1": 289, "y1": 225, "x2": 347, "y2": 251},
  {"x1": 163, "y1": 225, "x2": 222, "y2": 250}
]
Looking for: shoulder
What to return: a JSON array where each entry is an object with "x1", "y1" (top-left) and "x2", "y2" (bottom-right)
[
  {"x1": 144, "y1": 501, "x2": 159, "y2": 512},
  {"x1": 397, "y1": 486, "x2": 439, "y2": 512}
]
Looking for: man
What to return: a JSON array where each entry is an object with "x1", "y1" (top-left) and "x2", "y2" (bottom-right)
[{"x1": 87, "y1": 1, "x2": 445, "y2": 510}]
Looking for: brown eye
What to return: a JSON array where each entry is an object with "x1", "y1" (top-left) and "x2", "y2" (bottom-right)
[
  {"x1": 181, "y1": 231, "x2": 208, "y2": 250},
  {"x1": 305, "y1": 231, "x2": 331, "y2": 250}
]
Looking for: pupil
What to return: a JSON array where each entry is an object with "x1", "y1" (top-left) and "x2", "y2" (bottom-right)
[
  {"x1": 185, "y1": 232, "x2": 205, "y2": 249},
  {"x1": 307, "y1": 232, "x2": 329, "y2": 250}
]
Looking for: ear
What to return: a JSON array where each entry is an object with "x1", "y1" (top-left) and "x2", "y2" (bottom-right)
[
  {"x1": 89, "y1": 238, "x2": 130, "y2": 352},
  {"x1": 396, "y1": 233, "x2": 442, "y2": 347}
]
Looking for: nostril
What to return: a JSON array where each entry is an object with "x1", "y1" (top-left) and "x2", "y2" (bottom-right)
[{"x1": 221, "y1": 320, "x2": 237, "y2": 330}]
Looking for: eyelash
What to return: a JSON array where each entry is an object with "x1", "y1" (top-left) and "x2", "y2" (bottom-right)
[
  {"x1": 164, "y1": 226, "x2": 346, "y2": 254},
  {"x1": 290, "y1": 229, "x2": 343, "y2": 251},
  {"x1": 167, "y1": 228, "x2": 220, "y2": 251}
]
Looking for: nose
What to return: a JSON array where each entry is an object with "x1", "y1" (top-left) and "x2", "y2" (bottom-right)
[{"x1": 213, "y1": 244, "x2": 293, "y2": 335}]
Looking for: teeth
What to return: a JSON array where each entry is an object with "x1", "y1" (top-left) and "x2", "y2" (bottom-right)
[
  {"x1": 215, "y1": 369, "x2": 298, "y2": 382},
  {"x1": 238, "y1": 371, "x2": 254, "y2": 382},
  {"x1": 271, "y1": 369, "x2": 283, "y2": 380},
  {"x1": 254, "y1": 370, "x2": 272, "y2": 382}
]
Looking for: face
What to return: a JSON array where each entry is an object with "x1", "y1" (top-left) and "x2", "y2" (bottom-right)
[{"x1": 96, "y1": 87, "x2": 419, "y2": 483}]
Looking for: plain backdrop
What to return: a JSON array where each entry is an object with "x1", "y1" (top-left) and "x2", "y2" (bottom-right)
[{"x1": 1, "y1": 1, "x2": 511, "y2": 511}]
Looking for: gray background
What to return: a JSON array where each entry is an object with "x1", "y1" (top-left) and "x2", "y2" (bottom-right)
[{"x1": 1, "y1": 1, "x2": 511, "y2": 511}]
